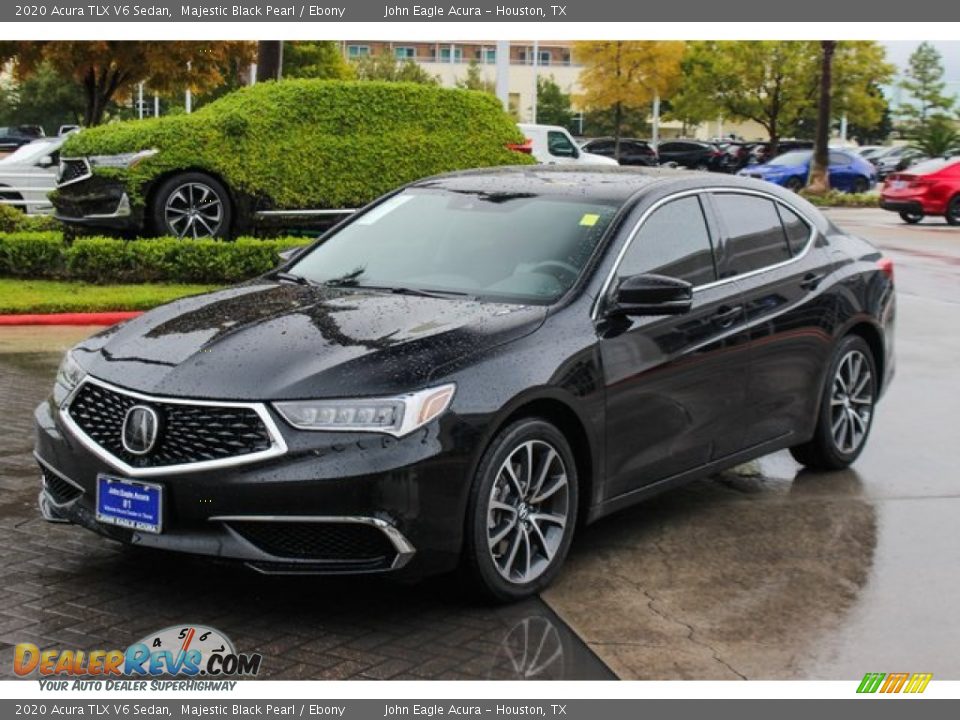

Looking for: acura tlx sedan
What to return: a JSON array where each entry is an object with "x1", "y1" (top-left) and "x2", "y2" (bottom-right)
[{"x1": 35, "y1": 167, "x2": 895, "y2": 601}]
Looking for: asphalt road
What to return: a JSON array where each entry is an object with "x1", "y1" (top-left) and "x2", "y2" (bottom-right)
[{"x1": 0, "y1": 207, "x2": 957, "y2": 681}]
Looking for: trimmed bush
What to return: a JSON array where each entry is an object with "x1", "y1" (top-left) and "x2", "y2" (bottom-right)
[
  {"x1": 63, "y1": 80, "x2": 535, "y2": 211},
  {"x1": 0, "y1": 205, "x2": 62, "y2": 233},
  {"x1": 798, "y1": 190, "x2": 881, "y2": 208},
  {"x1": 0, "y1": 232, "x2": 311, "y2": 284}
]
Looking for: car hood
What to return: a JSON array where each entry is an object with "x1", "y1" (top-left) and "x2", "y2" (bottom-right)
[{"x1": 74, "y1": 283, "x2": 547, "y2": 400}]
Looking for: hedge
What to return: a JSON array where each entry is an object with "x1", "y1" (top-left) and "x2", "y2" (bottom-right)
[
  {"x1": 0, "y1": 204, "x2": 63, "y2": 233},
  {"x1": 63, "y1": 80, "x2": 535, "y2": 210},
  {"x1": 0, "y1": 232, "x2": 311, "y2": 284},
  {"x1": 798, "y1": 190, "x2": 881, "y2": 208}
]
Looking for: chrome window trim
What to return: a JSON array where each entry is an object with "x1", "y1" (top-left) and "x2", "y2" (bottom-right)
[
  {"x1": 210, "y1": 514, "x2": 416, "y2": 570},
  {"x1": 59, "y1": 375, "x2": 288, "y2": 478},
  {"x1": 56, "y1": 157, "x2": 92, "y2": 187},
  {"x1": 592, "y1": 186, "x2": 817, "y2": 320}
]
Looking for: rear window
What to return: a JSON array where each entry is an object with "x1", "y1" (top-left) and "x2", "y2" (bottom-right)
[{"x1": 907, "y1": 158, "x2": 956, "y2": 175}]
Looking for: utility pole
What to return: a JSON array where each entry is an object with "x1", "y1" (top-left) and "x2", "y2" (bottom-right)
[
  {"x1": 495, "y1": 41, "x2": 510, "y2": 113},
  {"x1": 651, "y1": 94, "x2": 661, "y2": 149},
  {"x1": 185, "y1": 61, "x2": 192, "y2": 114},
  {"x1": 531, "y1": 41, "x2": 539, "y2": 123}
]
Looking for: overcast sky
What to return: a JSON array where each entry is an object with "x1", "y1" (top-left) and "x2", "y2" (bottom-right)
[{"x1": 883, "y1": 41, "x2": 960, "y2": 102}]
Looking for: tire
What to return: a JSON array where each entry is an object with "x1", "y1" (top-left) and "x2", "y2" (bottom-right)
[
  {"x1": 790, "y1": 335, "x2": 878, "y2": 471},
  {"x1": 850, "y1": 176, "x2": 869, "y2": 194},
  {"x1": 463, "y1": 418, "x2": 579, "y2": 602},
  {"x1": 694, "y1": 162, "x2": 710, "y2": 172},
  {"x1": 151, "y1": 172, "x2": 232, "y2": 239},
  {"x1": 0, "y1": 189, "x2": 26, "y2": 214},
  {"x1": 785, "y1": 176, "x2": 804, "y2": 192},
  {"x1": 946, "y1": 196, "x2": 960, "y2": 226},
  {"x1": 899, "y1": 210, "x2": 923, "y2": 224}
]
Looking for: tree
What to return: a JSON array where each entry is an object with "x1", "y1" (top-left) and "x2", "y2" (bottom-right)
[
  {"x1": 847, "y1": 82, "x2": 893, "y2": 145},
  {"x1": 808, "y1": 41, "x2": 837, "y2": 195},
  {"x1": 256, "y1": 41, "x2": 283, "y2": 82},
  {"x1": 283, "y1": 41, "x2": 352, "y2": 80},
  {"x1": 909, "y1": 116, "x2": 960, "y2": 157},
  {"x1": 536, "y1": 76, "x2": 574, "y2": 129},
  {"x1": 0, "y1": 61, "x2": 87, "y2": 132},
  {"x1": 673, "y1": 41, "x2": 893, "y2": 156},
  {"x1": 574, "y1": 41, "x2": 684, "y2": 158},
  {"x1": 898, "y1": 42, "x2": 954, "y2": 129},
  {"x1": 0, "y1": 42, "x2": 255, "y2": 126},
  {"x1": 456, "y1": 61, "x2": 495, "y2": 94},
  {"x1": 352, "y1": 52, "x2": 438, "y2": 85}
]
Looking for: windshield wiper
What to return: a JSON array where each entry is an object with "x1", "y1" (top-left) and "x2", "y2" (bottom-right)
[
  {"x1": 324, "y1": 282, "x2": 472, "y2": 299},
  {"x1": 276, "y1": 271, "x2": 314, "y2": 286}
]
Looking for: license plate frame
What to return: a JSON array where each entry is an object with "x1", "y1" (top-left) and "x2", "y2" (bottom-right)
[{"x1": 95, "y1": 474, "x2": 163, "y2": 534}]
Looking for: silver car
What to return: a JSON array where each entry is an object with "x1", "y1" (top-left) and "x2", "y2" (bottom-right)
[{"x1": 0, "y1": 137, "x2": 65, "y2": 215}]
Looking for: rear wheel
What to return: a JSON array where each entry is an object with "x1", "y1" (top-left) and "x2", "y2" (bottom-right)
[
  {"x1": 850, "y1": 176, "x2": 869, "y2": 194},
  {"x1": 946, "y1": 196, "x2": 960, "y2": 226},
  {"x1": 785, "y1": 176, "x2": 804, "y2": 192},
  {"x1": 790, "y1": 335, "x2": 877, "y2": 471},
  {"x1": 463, "y1": 419, "x2": 578, "y2": 602},
  {"x1": 151, "y1": 172, "x2": 232, "y2": 239},
  {"x1": 899, "y1": 210, "x2": 923, "y2": 224}
]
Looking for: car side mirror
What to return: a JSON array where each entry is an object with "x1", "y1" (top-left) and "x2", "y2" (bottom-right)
[
  {"x1": 610, "y1": 273, "x2": 693, "y2": 316},
  {"x1": 277, "y1": 246, "x2": 304, "y2": 264},
  {"x1": 36, "y1": 155, "x2": 56, "y2": 168}
]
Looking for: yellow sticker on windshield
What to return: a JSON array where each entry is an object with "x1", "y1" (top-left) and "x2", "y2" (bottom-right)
[{"x1": 580, "y1": 213, "x2": 600, "y2": 227}]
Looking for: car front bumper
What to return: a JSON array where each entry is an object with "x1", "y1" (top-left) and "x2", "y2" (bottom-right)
[
  {"x1": 52, "y1": 174, "x2": 142, "y2": 232},
  {"x1": 33, "y1": 384, "x2": 481, "y2": 578}
]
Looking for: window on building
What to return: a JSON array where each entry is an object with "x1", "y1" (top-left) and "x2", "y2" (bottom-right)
[
  {"x1": 538, "y1": 50, "x2": 552, "y2": 66},
  {"x1": 394, "y1": 47, "x2": 416, "y2": 60},
  {"x1": 347, "y1": 45, "x2": 370, "y2": 59},
  {"x1": 439, "y1": 47, "x2": 463, "y2": 62},
  {"x1": 483, "y1": 48, "x2": 496, "y2": 64}
]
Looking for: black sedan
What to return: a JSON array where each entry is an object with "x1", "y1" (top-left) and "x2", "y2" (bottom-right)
[
  {"x1": 580, "y1": 137, "x2": 658, "y2": 166},
  {"x1": 35, "y1": 167, "x2": 895, "y2": 601}
]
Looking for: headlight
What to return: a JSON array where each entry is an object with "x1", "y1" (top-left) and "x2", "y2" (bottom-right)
[
  {"x1": 88, "y1": 149, "x2": 158, "y2": 169},
  {"x1": 55, "y1": 350, "x2": 86, "y2": 393},
  {"x1": 274, "y1": 384, "x2": 456, "y2": 437}
]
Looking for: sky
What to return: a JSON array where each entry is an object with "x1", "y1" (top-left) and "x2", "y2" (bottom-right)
[{"x1": 883, "y1": 41, "x2": 960, "y2": 105}]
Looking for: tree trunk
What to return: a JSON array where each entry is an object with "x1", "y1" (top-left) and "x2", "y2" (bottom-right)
[
  {"x1": 256, "y1": 41, "x2": 284, "y2": 82},
  {"x1": 807, "y1": 41, "x2": 836, "y2": 195}
]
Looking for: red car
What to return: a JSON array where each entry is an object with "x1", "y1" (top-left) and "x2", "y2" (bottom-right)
[{"x1": 881, "y1": 157, "x2": 960, "y2": 225}]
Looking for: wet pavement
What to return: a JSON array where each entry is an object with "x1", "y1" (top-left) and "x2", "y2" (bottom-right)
[
  {"x1": 546, "y1": 208, "x2": 960, "y2": 679},
  {"x1": 1, "y1": 208, "x2": 958, "y2": 681}
]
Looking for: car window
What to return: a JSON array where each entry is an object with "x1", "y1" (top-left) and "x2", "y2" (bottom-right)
[
  {"x1": 617, "y1": 195, "x2": 717, "y2": 287},
  {"x1": 659, "y1": 143, "x2": 680, "y2": 152},
  {"x1": 776, "y1": 204, "x2": 812, "y2": 256},
  {"x1": 829, "y1": 152, "x2": 851, "y2": 165},
  {"x1": 547, "y1": 131, "x2": 578, "y2": 158},
  {"x1": 713, "y1": 193, "x2": 792, "y2": 276},
  {"x1": 587, "y1": 140, "x2": 614, "y2": 154}
]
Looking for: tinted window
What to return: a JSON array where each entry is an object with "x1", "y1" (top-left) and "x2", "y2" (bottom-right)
[
  {"x1": 547, "y1": 131, "x2": 577, "y2": 158},
  {"x1": 714, "y1": 194, "x2": 791, "y2": 276},
  {"x1": 776, "y1": 204, "x2": 811, "y2": 255},
  {"x1": 658, "y1": 142, "x2": 681, "y2": 152},
  {"x1": 586, "y1": 140, "x2": 614, "y2": 154},
  {"x1": 618, "y1": 196, "x2": 716, "y2": 286}
]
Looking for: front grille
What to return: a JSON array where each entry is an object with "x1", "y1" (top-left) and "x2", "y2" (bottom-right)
[
  {"x1": 58, "y1": 159, "x2": 91, "y2": 186},
  {"x1": 67, "y1": 382, "x2": 273, "y2": 468},
  {"x1": 41, "y1": 467, "x2": 83, "y2": 504},
  {"x1": 228, "y1": 521, "x2": 397, "y2": 566}
]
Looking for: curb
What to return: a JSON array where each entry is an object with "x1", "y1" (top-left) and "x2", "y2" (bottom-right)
[{"x1": 0, "y1": 311, "x2": 143, "y2": 326}]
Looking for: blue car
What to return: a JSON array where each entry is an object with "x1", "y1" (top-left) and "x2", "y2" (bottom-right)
[{"x1": 739, "y1": 149, "x2": 877, "y2": 193}]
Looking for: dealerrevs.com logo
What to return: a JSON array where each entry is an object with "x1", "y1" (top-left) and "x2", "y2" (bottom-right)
[{"x1": 14, "y1": 625, "x2": 262, "y2": 685}]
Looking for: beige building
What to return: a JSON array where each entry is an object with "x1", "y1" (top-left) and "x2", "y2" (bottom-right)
[{"x1": 338, "y1": 41, "x2": 768, "y2": 141}]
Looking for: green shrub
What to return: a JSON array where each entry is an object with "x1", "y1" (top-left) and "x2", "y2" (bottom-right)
[
  {"x1": 799, "y1": 191, "x2": 880, "y2": 208},
  {"x1": 0, "y1": 205, "x2": 62, "y2": 233},
  {"x1": 63, "y1": 80, "x2": 535, "y2": 211},
  {"x1": 0, "y1": 232, "x2": 311, "y2": 284}
]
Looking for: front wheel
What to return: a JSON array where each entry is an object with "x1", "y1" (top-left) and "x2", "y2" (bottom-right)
[
  {"x1": 900, "y1": 210, "x2": 923, "y2": 224},
  {"x1": 151, "y1": 172, "x2": 232, "y2": 239},
  {"x1": 946, "y1": 196, "x2": 960, "y2": 226},
  {"x1": 790, "y1": 335, "x2": 878, "y2": 471},
  {"x1": 463, "y1": 419, "x2": 578, "y2": 602}
]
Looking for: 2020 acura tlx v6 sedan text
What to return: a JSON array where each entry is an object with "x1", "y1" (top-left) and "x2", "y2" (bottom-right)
[{"x1": 35, "y1": 167, "x2": 895, "y2": 601}]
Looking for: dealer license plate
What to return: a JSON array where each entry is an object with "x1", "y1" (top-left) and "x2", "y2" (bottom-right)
[{"x1": 96, "y1": 474, "x2": 163, "y2": 534}]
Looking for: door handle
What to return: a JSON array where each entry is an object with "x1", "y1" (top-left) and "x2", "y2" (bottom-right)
[
  {"x1": 714, "y1": 305, "x2": 743, "y2": 327},
  {"x1": 800, "y1": 272, "x2": 825, "y2": 290}
]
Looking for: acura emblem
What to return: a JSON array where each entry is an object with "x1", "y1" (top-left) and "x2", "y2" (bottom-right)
[{"x1": 122, "y1": 405, "x2": 160, "y2": 456}]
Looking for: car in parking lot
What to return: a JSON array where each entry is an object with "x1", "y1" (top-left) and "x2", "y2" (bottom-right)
[
  {"x1": 881, "y1": 157, "x2": 960, "y2": 225},
  {"x1": 516, "y1": 124, "x2": 618, "y2": 166},
  {"x1": 747, "y1": 139, "x2": 814, "y2": 166},
  {"x1": 656, "y1": 140, "x2": 726, "y2": 171},
  {"x1": 871, "y1": 145, "x2": 927, "y2": 180},
  {"x1": 0, "y1": 136, "x2": 66, "y2": 214},
  {"x1": 579, "y1": 137, "x2": 658, "y2": 166},
  {"x1": 36, "y1": 166, "x2": 895, "y2": 601},
  {"x1": 0, "y1": 125, "x2": 46, "y2": 155},
  {"x1": 739, "y1": 149, "x2": 877, "y2": 193}
]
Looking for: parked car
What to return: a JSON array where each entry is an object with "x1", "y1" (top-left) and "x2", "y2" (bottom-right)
[
  {"x1": 53, "y1": 81, "x2": 535, "y2": 239},
  {"x1": 738, "y1": 149, "x2": 877, "y2": 193},
  {"x1": 880, "y1": 157, "x2": 960, "y2": 225},
  {"x1": 871, "y1": 145, "x2": 926, "y2": 180},
  {"x1": 516, "y1": 124, "x2": 618, "y2": 166},
  {"x1": 580, "y1": 137, "x2": 658, "y2": 166},
  {"x1": 0, "y1": 136, "x2": 65, "y2": 215},
  {"x1": 716, "y1": 141, "x2": 752, "y2": 173},
  {"x1": 748, "y1": 140, "x2": 814, "y2": 166},
  {"x1": 0, "y1": 125, "x2": 46, "y2": 154},
  {"x1": 854, "y1": 145, "x2": 886, "y2": 160},
  {"x1": 36, "y1": 167, "x2": 895, "y2": 601},
  {"x1": 656, "y1": 140, "x2": 726, "y2": 171}
]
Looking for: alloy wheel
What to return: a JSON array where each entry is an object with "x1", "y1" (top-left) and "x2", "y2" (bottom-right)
[
  {"x1": 164, "y1": 182, "x2": 224, "y2": 238},
  {"x1": 486, "y1": 440, "x2": 569, "y2": 585},
  {"x1": 829, "y1": 349, "x2": 874, "y2": 454}
]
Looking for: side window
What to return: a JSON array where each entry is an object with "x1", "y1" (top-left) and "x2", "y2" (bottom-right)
[
  {"x1": 618, "y1": 196, "x2": 717, "y2": 287},
  {"x1": 588, "y1": 140, "x2": 614, "y2": 154},
  {"x1": 829, "y1": 151, "x2": 850, "y2": 165},
  {"x1": 776, "y1": 204, "x2": 812, "y2": 256},
  {"x1": 713, "y1": 194, "x2": 791, "y2": 276},
  {"x1": 547, "y1": 131, "x2": 578, "y2": 158},
  {"x1": 659, "y1": 142, "x2": 679, "y2": 153}
]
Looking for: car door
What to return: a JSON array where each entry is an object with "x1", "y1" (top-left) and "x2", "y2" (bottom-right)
[
  {"x1": 828, "y1": 151, "x2": 855, "y2": 191},
  {"x1": 546, "y1": 130, "x2": 581, "y2": 165},
  {"x1": 597, "y1": 193, "x2": 751, "y2": 500},
  {"x1": 709, "y1": 191, "x2": 836, "y2": 449}
]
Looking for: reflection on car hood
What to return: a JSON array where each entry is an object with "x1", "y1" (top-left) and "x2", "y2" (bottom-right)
[{"x1": 75, "y1": 283, "x2": 547, "y2": 400}]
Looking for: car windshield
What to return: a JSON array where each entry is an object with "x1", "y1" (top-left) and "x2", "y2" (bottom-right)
[
  {"x1": 0, "y1": 138, "x2": 60, "y2": 164},
  {"x1": 769, "y1": 150, "x2": 811, "y2": 167},
  {"x1": 289, "y1": 188, "x2": 621, "y2": 304}
]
